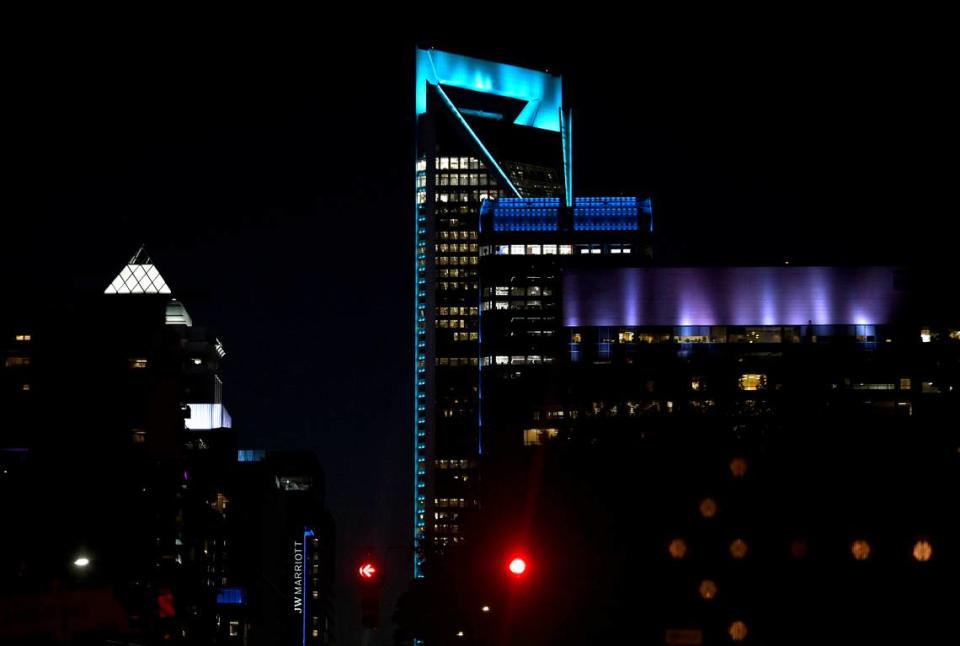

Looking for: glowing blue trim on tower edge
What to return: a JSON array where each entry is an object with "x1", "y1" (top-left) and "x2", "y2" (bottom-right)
[
  {"x1": 416, "y1": 49, "x2": 563, "y2": 132},
  {"x1": 561, "y1": 109, "x2": 573, "y2": 207}
]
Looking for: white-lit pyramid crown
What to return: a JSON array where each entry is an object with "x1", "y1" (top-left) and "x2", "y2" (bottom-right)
[{"x1": 104, "y1": 246, "x2": 172, "y2": 294}]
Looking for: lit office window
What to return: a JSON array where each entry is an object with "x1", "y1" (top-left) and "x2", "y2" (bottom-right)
[
  {"x1": 523, "y1": 428, "x2": 558, "y2": 445},
  {"x1": 4, "y1": 356, "x2": 30, "y2": 367},
  {"x1": 526, "y1": 244, "x2": 541, "y2": 255},
  {"x1": 900, "y1": 377, "x2": 912, "y2": 390},
  {"x1": 543, "y1": 244, "x2": 557, "y2": 255},
  {"x1": 15, "y1": 334, "x2": 31, "y2": 341},
  {"x1": 559, "y1": 245, "x2": 573, "y2": 255},
  {"x1": 129, "y1": 358, "x2": 148, "y2": 369},
  {"x1": 228, "y1": 621, "x2": 240, "y2": 637},
  {"x1": 920, "y1": 328, "x2": 932, "y2": 343},
  {"x1": 132, "y1": 430, "x2": 147, "y2": 443},
  {"x1": 510, "y1": 244, "x2": 525, "y2": 255},
  {"x1": 738, "y1": 374, "x2": 766, "y2": 391}
]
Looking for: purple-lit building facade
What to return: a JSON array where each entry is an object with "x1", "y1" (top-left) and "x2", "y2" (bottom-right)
[{"x1": 468, "y1": 199, "x2": 959, "y2": 644}]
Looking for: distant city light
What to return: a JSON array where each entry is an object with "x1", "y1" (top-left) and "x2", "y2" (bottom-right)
[
  {"x1": 699, "y1": 579, "x2": 717, "y2": 600},
  {"x1": 729, "y1": 457, "x2": 748, "y2": 478},
  {"x1": 73, "y1": 556, "x2": 90, "y2": 568},
  {"x1": 668, "y1": 539, "x2": 688, "y2": 560},
  {"x1": 481, "y1": 605, "x2": 491, "y2": 613},
  {"x1": 851, "y1": 540, "x2": 871, "y2": 561},
  {"x1": 913, "y1": 540, "x2": 933, "y2": 562},
  {"x1": 730, "y1": 539, "x2": 748, "y2": 560},
  {"x1": 508, "y1": 557, "x2": 527, "y2": 575},
  {"x1": 699, "y1": 498, "x2": 718, "y2": 518},
  {"x1": 729, "y1": 621, "x2": 748, "y2": 642}
]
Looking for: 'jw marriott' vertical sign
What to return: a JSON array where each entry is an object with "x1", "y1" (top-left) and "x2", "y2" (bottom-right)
[{"x1": 293, "y1": 540, "x2": 304, "y2": 614}]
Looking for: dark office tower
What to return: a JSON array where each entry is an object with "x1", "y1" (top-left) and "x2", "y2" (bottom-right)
[
  {"x1": 0, "y1": 248, "x2": 232, "y2": 642},
  {"x1": 213, "y1": 450, "x2": 336, "y2": 646},
  {"x1": 412, "y1": 49, "x2": 572, "y2": 576},
  {"x1": 477, "y1": 196, "x2": 654, "y2": 458}
]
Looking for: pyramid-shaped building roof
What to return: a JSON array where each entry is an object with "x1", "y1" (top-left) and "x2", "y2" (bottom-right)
[{"x1": 104, "y1": 246, "x2": 172, "y2": 295}]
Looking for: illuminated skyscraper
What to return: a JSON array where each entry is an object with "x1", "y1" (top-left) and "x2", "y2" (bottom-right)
[{"x1": 412, "y1": 48, "x2": 572, "y2": 575}]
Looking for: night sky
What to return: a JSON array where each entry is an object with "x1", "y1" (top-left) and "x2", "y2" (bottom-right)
[{"x1": 5, "y1": 13, "x2": 954, "y2": 643}]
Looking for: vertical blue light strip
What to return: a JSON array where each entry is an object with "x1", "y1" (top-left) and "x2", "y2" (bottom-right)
[
  {"x1": 412, "y1": 149, "x2": 425, "y2": 580},
  {"x1": 302, "y1": 527, "x2": 313, "y2": 646},
  {"x1": 561, "y1": 108, "x2": 574, "y2": 207},
  {"x1": 477, "y1": 282, "x2": 484, "y2": 457}
]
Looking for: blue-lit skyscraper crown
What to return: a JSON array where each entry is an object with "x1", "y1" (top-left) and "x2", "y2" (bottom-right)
[{"x1": 416, "y1": 49, "x2": 564, "y2": 132}]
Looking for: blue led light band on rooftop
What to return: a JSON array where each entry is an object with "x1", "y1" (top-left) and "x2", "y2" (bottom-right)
[{"x1": 484, "y1": 196, "x2": 644, "y2": 232}]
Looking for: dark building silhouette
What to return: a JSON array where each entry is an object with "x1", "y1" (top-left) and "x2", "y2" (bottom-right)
[{"x1": 0, "y1": 249, "x2": 335, "y2": 645}]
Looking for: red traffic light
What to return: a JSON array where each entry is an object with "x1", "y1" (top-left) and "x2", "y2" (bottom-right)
[
  {"x1": 358, "y1": 562, "x2": 377, "y2": 579},
  {"x1": 508, "y1": 557, "x2": 527, "y2": 576}
]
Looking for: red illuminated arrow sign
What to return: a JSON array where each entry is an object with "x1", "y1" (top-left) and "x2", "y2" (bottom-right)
[{"x1": 358, "y1": 563, "x2": 377, "y2": 579}]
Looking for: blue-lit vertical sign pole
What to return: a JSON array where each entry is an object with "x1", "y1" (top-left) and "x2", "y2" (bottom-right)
[{"x1": 302, "y1": 528, "x2": 314, "y2": 646}]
